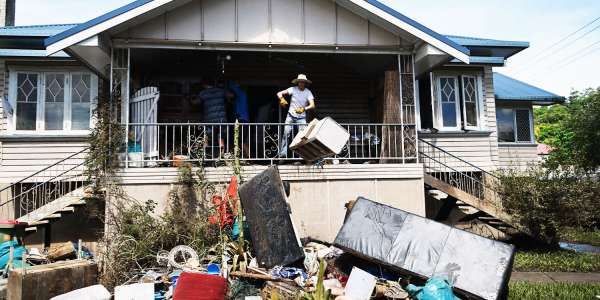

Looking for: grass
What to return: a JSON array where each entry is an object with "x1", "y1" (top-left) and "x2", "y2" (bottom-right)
[
  {"x1": 509, "y1": 282, "x2": 600, "y2": 299},
  {"x1": 514, "y1": 250, "x2": 600, "y2": 272},
  {"x1": 560, "y1": 227, "x2": 600, "y2": 246}
]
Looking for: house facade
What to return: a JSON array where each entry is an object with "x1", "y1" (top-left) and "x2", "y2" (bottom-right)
[{"x1": 0, "y1": 0, "x2": 564, "y2": 244}]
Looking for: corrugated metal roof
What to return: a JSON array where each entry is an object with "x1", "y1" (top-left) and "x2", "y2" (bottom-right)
[
  {"x1": 0, "y1": 24, "x2": 78, "y2": 37},
  {"x1": 45, "y1": 0, "x2": 157, "y2": 46},
  {"x1": 494, "y1": 72, "x2": 565, "y2": 103},
  {"x1": 0, "y1": 49, "x2": 69, "y2": 58},
  {"x1": 364, "y1": 0, "x2": 470, "y2": 56},
  {"x1": 450, "y1": 56, "x2": 505, "y2": 65},
  {"x1": 447, "y1": 35, "x2": 529, "y2": 48}
]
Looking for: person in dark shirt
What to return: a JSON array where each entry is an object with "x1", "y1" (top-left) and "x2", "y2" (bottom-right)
[{"x1": 198, "y1": 79, "x2": 227, "y2": 157}]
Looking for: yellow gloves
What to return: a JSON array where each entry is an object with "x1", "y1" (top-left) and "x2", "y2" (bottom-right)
[
  {"x1": 295, "y1": 107, "x2": 306, "y2": 114},
  {"x1": 279, "y1": 97, "x2": 288, "y2": 107}
]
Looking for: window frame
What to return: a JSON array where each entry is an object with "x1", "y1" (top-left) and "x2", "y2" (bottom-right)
[
  {"x1": 460, "y1": 75, "x2": 483, "y2": 131},
  {"x1": 434, "y1": 75, "x2": 462, "y2": 131},
  {"x1": 432, "y1": 71, "x2": 486, "y2": 132},
  {"x1": 496, "y1": 106, "x2": 535, "y2": 144},
  {"x1": 7, "y1": 67, "x2": 98, "y2": 135}
]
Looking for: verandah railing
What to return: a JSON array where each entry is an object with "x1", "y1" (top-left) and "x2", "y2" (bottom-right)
[{"x1": 123, "y1": 123, "x2": 417, "y2": 166}]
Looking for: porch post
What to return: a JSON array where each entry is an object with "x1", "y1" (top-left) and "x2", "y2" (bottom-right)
[
  {"x1": 412, "y1": 54, "x2": 419, "y2": 164},
  {"x1": 110, "y1": 48, "x2": 131, "y2": 167}
]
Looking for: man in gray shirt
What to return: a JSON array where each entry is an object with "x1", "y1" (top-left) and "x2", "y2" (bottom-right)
[{"x1": 276, "y1": 74, "x2": 316, "y2": 158}]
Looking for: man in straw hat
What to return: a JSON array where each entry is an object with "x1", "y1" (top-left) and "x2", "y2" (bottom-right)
[{"x1": 276, "y1": 74, "x2": 316, "y2": 158}]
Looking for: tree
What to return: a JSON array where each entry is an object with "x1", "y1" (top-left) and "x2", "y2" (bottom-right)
[{"x1": 534, "y1": 88, "x2": 600, "y2": 171}]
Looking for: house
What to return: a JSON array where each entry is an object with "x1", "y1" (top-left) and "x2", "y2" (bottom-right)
[{"x1": 0, "y1": 0, "x2": 565, "y2": 246}]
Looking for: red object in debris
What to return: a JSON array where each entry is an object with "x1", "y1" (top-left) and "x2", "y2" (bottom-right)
[
  {"x1": 0, "y1": 220, "x2": 25, "y2": 225},
  {"x1": 173, "y1": 272, "x2": 227, "y2": 300},
  {"x1": 207, "y1": 176, "x2": 240, "y2": 228}
]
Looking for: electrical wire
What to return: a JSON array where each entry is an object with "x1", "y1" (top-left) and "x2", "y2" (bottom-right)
[{"x1": 513, "y1": 16, "x2": 600, "y2": 73}]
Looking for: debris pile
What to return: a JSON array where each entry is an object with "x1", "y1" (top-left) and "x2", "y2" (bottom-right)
[{"x1": 19, "y1": 165, "x2": 514, "y2": 300}]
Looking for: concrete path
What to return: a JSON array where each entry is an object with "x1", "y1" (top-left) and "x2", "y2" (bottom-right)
[{"x1": 511, "y1": 272, "x2": 600, "y2": 283}]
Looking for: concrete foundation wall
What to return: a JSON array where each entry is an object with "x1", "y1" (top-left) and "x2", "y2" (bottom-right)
[{"x1": 120, "y1": 175, "x2": 425, "y2": 243}]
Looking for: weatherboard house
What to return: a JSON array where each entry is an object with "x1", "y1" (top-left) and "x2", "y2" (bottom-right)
[{"x1": 0, "y1": 0, "x2": 564, "y2": 246}]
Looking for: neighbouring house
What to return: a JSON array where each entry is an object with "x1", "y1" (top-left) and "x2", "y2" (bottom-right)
[{"x1": 0, "y1": 0, "x2": 565, "y2": 247}]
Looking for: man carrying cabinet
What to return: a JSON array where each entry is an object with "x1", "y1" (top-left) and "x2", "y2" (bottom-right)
[{"x1": 276, "y1": 74, "x2": 316, "y2": 158}]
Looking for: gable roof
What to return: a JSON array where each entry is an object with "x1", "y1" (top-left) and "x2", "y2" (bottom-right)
[
  {"x1": 43, "y1": 0, "x2": 470, "y2": 62},
  {"x1": 446, "y1": 35, "x2": 529, "y2": 48},
  {"x1": 0, "y1": 24, "x2": 76, "y2": 58},
  {"x1": 361, "y1": 0, "x2": 469, "y2": 56},
  {"x1": 0, "y1": 24, "x2": 78, "y2": 37},
  {"x1": 494, "y1": 72, "x2": 565, "y2": 104}
]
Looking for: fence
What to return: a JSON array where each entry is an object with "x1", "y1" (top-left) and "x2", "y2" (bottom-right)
[{"x1": 123, "y1": 122, "x2": 417, "y2": 166}]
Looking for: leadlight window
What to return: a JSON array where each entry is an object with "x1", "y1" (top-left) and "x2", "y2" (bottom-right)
[
  {"x1": 16, "y1": 73, "x2": 38, "y2": 130},
  {"x1": 44, "y1": 73, "x2": 66, "y2": 130},
  {"x1": 71, "y1": 74, "x2": 92, "y2": 130},
  {"x1": 10, "y1": 70, "x2": 97, "y2": 132}
]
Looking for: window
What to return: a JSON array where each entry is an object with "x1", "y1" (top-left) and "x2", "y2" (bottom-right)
[
  {"x1": 15, "y1": 73, "x2": 38, "y2": 130},
  {"x1": 44, "y1": 73, "x2": 66, "y2": 130},
  {"x1": 496, "y1": 107, "x2": 533, "y2": 143},
  {"x1": 71, "y1": 74, "x2": 93, "y2": 130},
  {"x1": 9, "y1": 70, "x2": 97, "y2": 132},
  {"x1": 432, "y1": 73, "x2": 483, "y2": 131},
  {"x1": 461, "y1": 76, "x2": 480, "y2": 129},
  {"x1": 438, "y1": 76, "x2": 460, "y2": 128}
]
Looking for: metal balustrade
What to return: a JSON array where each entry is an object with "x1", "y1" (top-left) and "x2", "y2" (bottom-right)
[
  {"x1": 0, "y1": 148, "x2": 89, "y2": 220},
  {"x1": 418, "y1": 138, "x2": 502, "y2": 207},
  {"x1": 123, "y1": 123, "x2": 417, "y2": 166}
]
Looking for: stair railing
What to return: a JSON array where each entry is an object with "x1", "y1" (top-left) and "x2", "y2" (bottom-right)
[
  {"x1": 418, "y1": 138, "x2": 502, "y2": 207},
  {"x1": 0, "y1": 147, "x2": 89, "y2": 220}
]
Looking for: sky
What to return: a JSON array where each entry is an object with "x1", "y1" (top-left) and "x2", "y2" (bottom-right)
[{"x1": 15, "y1": 0, "x2": 600, "y2": 97}]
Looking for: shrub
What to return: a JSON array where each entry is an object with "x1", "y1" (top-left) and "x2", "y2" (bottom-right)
[{"x1": 497, "y1": 167, "x2": 600, "y2": 244}]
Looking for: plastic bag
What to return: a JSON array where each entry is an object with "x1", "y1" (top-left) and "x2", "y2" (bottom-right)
[{"x1": 406, "y1": 276, "x2": 460, "y2": 300}]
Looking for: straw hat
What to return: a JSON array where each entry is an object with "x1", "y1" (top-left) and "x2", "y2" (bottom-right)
[{"x1": 292, "y1": 74, "x2": 312, "y2": 84}]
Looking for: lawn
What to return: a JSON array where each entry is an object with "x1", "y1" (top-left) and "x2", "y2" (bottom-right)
[
  {"x1": 514, "y1": 250, "x2": 600, "y2": 272},
  {"x1": 509, "y1": 282, "x2": 600, "y2": 299},
  {"x1": 560, "y1": 227, "x2": 600, "y2": 247}
]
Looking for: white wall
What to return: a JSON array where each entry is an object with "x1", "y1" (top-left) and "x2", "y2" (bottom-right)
[
  {"x1": 120, "y1": 164, "x2": 425, "y2": 243},
  {"x1": 498, "y1": 144, "x2": 539, "y2": 171},
  {"x1": 116, "y1": 0, "x2": 402, "y2": 47}
]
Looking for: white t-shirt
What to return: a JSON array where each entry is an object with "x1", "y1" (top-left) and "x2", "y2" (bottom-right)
[{"x1": 286, "y1": 86, "x2": 315, "y2": 118}]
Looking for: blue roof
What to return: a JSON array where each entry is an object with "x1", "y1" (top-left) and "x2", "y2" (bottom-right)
[
  {"x1": 45, "y1": 0, "x2": 153, "y2": 47},
  {"x1": 447, "y1": 35, "x2": 529, "y2": 48},
  {"x1": 450, "y1": 56, "x2": 505, "y2": 65},
  {"x1": 0, "y1": 49, "x2": 69, "y2": 58},
  {"x1": 0, "y1": 24, "x2": 78, "y2": 37},
  {"x1": 494, "y1": 72, "x2": 565, "y2": 103},
  {"x1": 364, "y1": 0, "x2": 470, "y2": 56}
]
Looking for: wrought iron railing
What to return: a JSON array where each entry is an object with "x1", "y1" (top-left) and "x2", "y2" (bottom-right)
[
  {"x1": 0, "y1": 148, "x2": 89, "y2": 220},
  {"x1": 418, "y1": 138, "x2": 502, "y2": 206},
  {"x1": 123, "y1": 123, "x2": 417, "y2": 166}
]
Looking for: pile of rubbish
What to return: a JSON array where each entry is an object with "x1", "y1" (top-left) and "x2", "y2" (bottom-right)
[
  {"x1": 0, "y1": 231, "x2": 93, "y2": 274},
  {"x1": 48, "y1": 166, "x2": 515, "y2": 300},
  {"x1": 63, "y1": 166, "x2": 511, "y2": 300}
]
